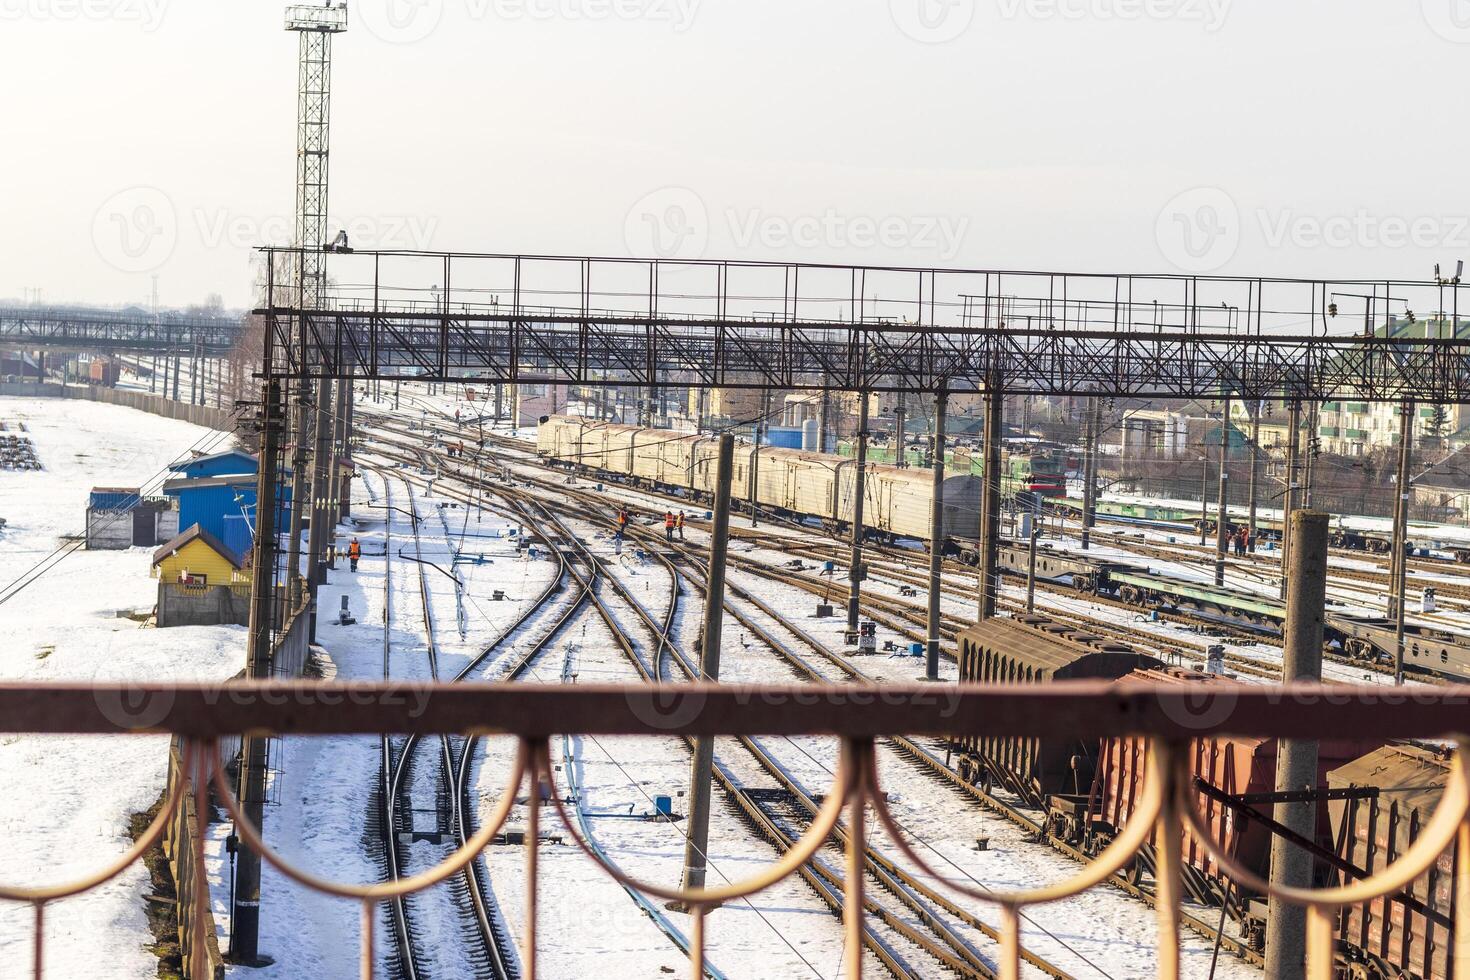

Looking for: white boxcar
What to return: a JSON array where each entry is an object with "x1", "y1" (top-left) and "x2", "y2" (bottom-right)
[
  {"x1": 750, "y1": 447, "x2": 841, "y2": 520},
  {"x1": 836, "y1": 463, "x2": 981, "y2": 543},
  {"x1": 631, "y1": 428, "x2": 702, "y2": 489}
]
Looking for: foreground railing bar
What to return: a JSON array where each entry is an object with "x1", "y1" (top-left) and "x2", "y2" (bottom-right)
[{"x1": 4, "y1": 681, "x2": 1470, "y2": 739}]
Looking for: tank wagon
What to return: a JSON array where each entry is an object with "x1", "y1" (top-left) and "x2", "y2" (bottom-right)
[
  {"x1": 958, "y1": 615, "x2": 1393, "y2": 965},
  {"x1": 537, "y1": 415, "x2": 982, "y2": 546}
]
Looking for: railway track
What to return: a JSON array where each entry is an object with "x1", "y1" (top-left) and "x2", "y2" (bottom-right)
[
  {"x1": 370, "y1": 436, "x2": 1081, "y2": 977},
  {"x1": 372, "y1": 470, "x2": 519, "y2": 980},
  {"x1": 372, "y1": 429, "x2": 1262, "y2": 974},
  {"x1": 366, "y1": 413, "x2": 1296, "y2": 684}
]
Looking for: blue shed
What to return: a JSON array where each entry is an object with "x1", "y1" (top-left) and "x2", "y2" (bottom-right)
[
  {"x1": 169, "y1": 449, "x2": 259, "y2": 481},
  {"x1": 163, "y1": 474, "x2": 292, "y2": 558},
  {"x1": 764, "y1": 427, "x2": 805, "y2": 450}
]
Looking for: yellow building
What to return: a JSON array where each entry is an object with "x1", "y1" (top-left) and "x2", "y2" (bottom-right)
[
  {"x1": 151, "y1": 524, "x2": 249, "y2": 588},
  {"x1": 151, "y1": 524, "x2": 252, "y2": 628}
]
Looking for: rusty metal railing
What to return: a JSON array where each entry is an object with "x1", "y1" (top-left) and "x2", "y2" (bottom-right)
[{"x1": 2, "y1": 679, "x2": 1467, "y2": 980}]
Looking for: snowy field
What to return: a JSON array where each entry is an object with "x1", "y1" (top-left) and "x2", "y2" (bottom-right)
[{"x1": 0, "y1": 397, "x2": 242, "y2": 980}]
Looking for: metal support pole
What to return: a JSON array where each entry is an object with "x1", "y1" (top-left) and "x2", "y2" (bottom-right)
[
  {"x1": 1311, "y1": 402, "x2": 1323, "y2": 511},
  {"x1": 925, "y1": 390, "x2": 948, "y2": 680},
  {"x1": 894, "y1": 392, "x2": 906, "y2": 468},
  {"x1": 1264, "y1": 509, "x2": 1327, "y2": 980},
  {"x1": 1080, "y1": 396, "x2": 1100, "y2": 550},
  {"x1": 1025, "y1": 497, "x2": 1040, "y2": 613},
  {"x1": 1392, "y1": 399, "x2": 1414, "y2": 685},
  {"x1": 1248, "y1": 410, "x2": 1261, "y2": 552},
  {"x1": 1279, "y1": 400, "x2": 1302, "y2": 599},
  {"x1": 305, "y1": 377, "x2": 333, "y2": 640},
  {"x1": 750, "y1": 387, "x2": 770, "y2": 527},
  {"x1": 818, "y1": 388, "x2": 830, "y2": 453},
  {"x1": 978, "y1": 384, "x2": 1003, "y2": 620},
  {"x1": 341, "y1": 373, "x2": 354, "y2": 520},
  {"x1": 1215, "y1": 397, "x2": 1231, "y2": 586},
  {"x1": 846, "y1": 393, "x2": 870, "y2": 632},
  {"x1": 1199, "y1": 455, "x2": 1209, "y2": 546},
  {"x1": 680, "y1": 433, "x2": 734, "y2": 894},
  {"x1": 232, "y1": 377, "x2": 282, "y2": 964}
]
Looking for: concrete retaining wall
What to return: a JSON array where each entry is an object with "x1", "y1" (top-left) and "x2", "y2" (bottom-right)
[
  {"x1": 63, "y1": 385, "x2": 237, "y2": 432},
  {"x1": 0, "y1": 382, "x2": 237, "y2": 433}
]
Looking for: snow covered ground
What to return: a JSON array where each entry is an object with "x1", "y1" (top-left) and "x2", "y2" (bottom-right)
[{"x1": 0, "y1": 396, "x2": 243, "y2": 980}]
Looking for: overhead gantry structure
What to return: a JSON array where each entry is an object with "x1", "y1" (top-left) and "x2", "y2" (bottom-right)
[
  {"x1": 0, "y1": 305, "x2": 243, "y2": 356},
  {"x1": 255, "y1": 247, "x2": 1470, "y2": 404}
]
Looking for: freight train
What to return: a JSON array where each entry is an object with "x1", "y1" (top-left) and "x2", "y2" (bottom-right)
[
  {"x1": 538, "y1": 415, "x2": 1470, "y2": 679},
  {"x1": 538, "y1": 415, "x2": 984, "y2": 546},
  {"x1": 957, "y1": 615, "x2": 1451, "y2": 978}
]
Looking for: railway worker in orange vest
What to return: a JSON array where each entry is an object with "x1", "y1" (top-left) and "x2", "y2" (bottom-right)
[
  {"x1": 664, "y1": 511, "x2": 675, "y2": 542},
  {"x1": 616, "y1": 509, "x2": 629, "y2": 541},
  {"x1": 676, "y1": 510, "x2": 686, "y2": 540},
  {"x1": 348, "y1": 537, "x2": 362, "y2": 572}
]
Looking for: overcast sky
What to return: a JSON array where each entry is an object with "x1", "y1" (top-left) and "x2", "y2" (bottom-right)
[{"x1": 3, "y1": 1, "x2": 1468, "y2": 310}]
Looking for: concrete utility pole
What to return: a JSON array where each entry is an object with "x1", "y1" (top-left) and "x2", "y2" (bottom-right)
[
  {"x1": 1279, "y1": 400, "x2": 1302, "y2": 600},
  {"x1": 1214, "y1": 397, "x2": 1231, "y2": 586},
  {"x1": 1247, "y1": 409, "x2": 1261, "y2": 552},
  {"x1": 925, "y1": 390, "x2": 948, "y2": 680},
  {"x1": 1080, "y1": 396, "x2": 1100, "y2": 551},
  {"x1": 1264, "y1": 509, "x2": 1327, "y2": 980},
  {"x1": 977, "y1": 383, "x2": 1003, "y2": 620},
  {"x1": 680, "y1": 433, "x2": 734, "y2": 894},
  {"x1": 846, "y1": 393, "x2": 870, "y2": 632},
  {"x1": 1391, "y1": 399, "x2": 1414, "y2": 684},
  {"x1": 233, "y1": 378, "x2": 283, "y2": 964}
]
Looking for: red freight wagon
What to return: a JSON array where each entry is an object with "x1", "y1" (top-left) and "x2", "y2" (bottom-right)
[
  {"x1": 1090, "y1": 667, "x2": 1383, "y2": 947},
  {"x1": 1328, "y1": 744, "x2": 1454, "y2": 980}
]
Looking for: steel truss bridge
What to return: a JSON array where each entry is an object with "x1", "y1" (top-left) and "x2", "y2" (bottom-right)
[
  {"x1": 257, "y1": 248, "x2": 1470, "y2": 402},
  {"x1": 0, "y1": 306, "x2": 244, "y2": 355}
]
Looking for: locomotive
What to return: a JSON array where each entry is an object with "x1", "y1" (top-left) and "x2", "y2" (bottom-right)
[{"x1": 957, "y1": 615, "x2": 1450, "y2": 977}]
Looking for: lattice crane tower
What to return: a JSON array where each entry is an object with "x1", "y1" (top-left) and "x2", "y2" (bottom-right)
[{"x1": 286, "y1": 2, "x2": 346, "y2": 305}]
